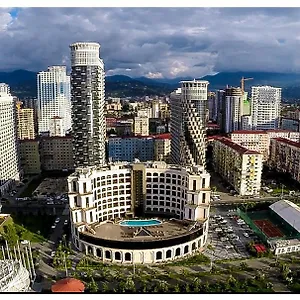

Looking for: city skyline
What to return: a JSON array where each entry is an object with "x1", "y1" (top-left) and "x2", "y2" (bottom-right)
[{"x1": 1, "y1": 8, "x2": 300, "y2": 78}]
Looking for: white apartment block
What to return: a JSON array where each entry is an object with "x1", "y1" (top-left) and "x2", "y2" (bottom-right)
[
  {"x1": 154, "y1": 136, "x2": 171, "y2": 162},
  {"x1": 269, "y1": 138, "x2": 300, "y2": 182},
  {"x1": 49, "y1": 116, "x2": 64, "y2": 137},
  {"x1": 213, "y1": 137, "x2": 263, "y2": 196},
  {"x1": 37, "y1": 66, "x2": 71, "y2": 135},
  {"x1": 134, "y1": 116, "x2": 149, "y2": 136},
  {"x1": 251, "y1": 86, "x2": 281, "y2": 130},
  {"x1": 0, "y1": 84, "x2": 20, "y2": 196},
  {"x1": 230, "y1": 130, "x2": 300, "y2": 161}
]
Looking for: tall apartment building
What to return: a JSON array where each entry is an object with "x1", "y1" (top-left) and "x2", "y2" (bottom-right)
[
  {"x1": 207, "y1": 92, "x2": 217, "y2": 122},
  {"x1": 251, "y1": 86, "x2": 281, "y2": 130},
  {"x1": 213, "y1": 137, "x2": 262, "y2": 196},
  {"x1": 154, "y1": 135, "x2": 171, "y2": 162},
  {"x1": 230, "y1": 130, "x2": 300, "y2": 161},
  {"x1": 0, "y1": 84, "x2": 20, "y2": 196},
  {"x1": 133, "y1": 116, "x2": 149, "y2": 136},
  {"x1": 19, "y1": 140, "x2": 41, "y2": 174},
  {"x1": 223, "y1": 87, "x2": 243, "y2": 133},
  {"x1": 170, "y1": 80, "x2": 209, "y2": 167},
  {"x1": 216, "y1": 89, "x2": 225, "y2": 128},
  {"x1": 16, "y1": 101, "x2": 35, "y2": 140},
  {"x1": 70, "y1": 42, "x2": 106, "y2": 167},
  {"x1": 40, "y1": 136, "x2": 74, "y2": 171},
  {"x1": 269, "y1": 138, "x2": 300, "y2": 182},
  {"x1": 22, "y1": 98, "x2": 38, "y2": 135},
  {"x1": 37, "y1": 66, "x2": 71, "y2": 135}
]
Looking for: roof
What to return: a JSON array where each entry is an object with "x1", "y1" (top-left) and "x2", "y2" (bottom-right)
[
  {"x1": 214, "y1": 137, "x2": 261, "y2": 155},
  {"x1": 231, "y1": 130, "x2": 266, "y2": 135},
  {"x1": 51, "y1": 278, "x2": 85, "y2": 293},
  {"x1": 269, "y1": 200, "x2": 300, "y2": 233},
  {"x1": 272, "y1": 137, "x2": 300, "y2": 148},
  {"x1": 108, "y1": 133, "x2": 171, "y2": 140}
]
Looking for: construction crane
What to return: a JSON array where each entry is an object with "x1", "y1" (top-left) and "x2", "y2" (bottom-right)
[{"x1": 240, "y1": 77, "x2": 253, "y2": 95}]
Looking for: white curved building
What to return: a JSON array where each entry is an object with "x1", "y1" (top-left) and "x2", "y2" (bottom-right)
[
  {"x1": 0, "y1": 260, "x2": 31, "y2": 292},
  {"x1": 68, "y1": 161, "x2": 211, "y2": 264}
]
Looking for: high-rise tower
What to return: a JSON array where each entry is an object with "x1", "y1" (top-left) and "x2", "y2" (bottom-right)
[
  {"x1": 170, "y1": 80, "x2": 209, "y2": 167},
  {"x1": 0, "y1": 84, "x2": 20, "y2": 196},
  {"x1": 251, "y1": 86, "x2": 281, "y2": 130},
  {"x1": 37, "y1": 66, "x2": 71, "y2": 135},
  {"x1": 70, "y1": 42, "x2": 106, "y2": 167}
]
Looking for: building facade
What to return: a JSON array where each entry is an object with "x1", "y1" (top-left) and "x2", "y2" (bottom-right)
[
  {"x1": 281, "y1": 117, "x2": 300, "y2": 132},
  {"x1": 133, "y1": 116, "x2": 149, "y2": 136},
  {"x1": 16, "y1": 102, "x2": 35, "y2": 140},
  {"x1": 67, "y1": 161, "x2": 211, "y2": 264},
  {"x1": 230, "y1": 130, "x2": 300, "y2": 161},
  {"x1": 37, "y1": 66, "x2": 71, "y2": 135},
  {"x1": 19, "y1": 140, "x2": 41, "y2": 175},
  {"x1": 269, "y1": 138, "x2": 300, "y2": 182},
  {"x1": 170, "y1": 80, "x2": 209, "y2": 167},
  {"x1": 213, "y1": 137, "x2": 263, "y2": 196},
  {"x1": 70, "y1": 42, "x2": 106, "y2": 167},
  {"x1": 154, "y1": 135, "x2": 171, "y2": 162},
  {"x1": 0, "y1": 84, "x2": 20, "y2": 196},
  {"x1": 251, "y1": 86, "x2": 281, "y2": 130},
  {"x1": 40, "y1": 136, "x2": 74, "y2": 171}
]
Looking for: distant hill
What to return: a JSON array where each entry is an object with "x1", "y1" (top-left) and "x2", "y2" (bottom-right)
[{"x1": 1, "y1": 69, "x2": 300, "y2": 99}]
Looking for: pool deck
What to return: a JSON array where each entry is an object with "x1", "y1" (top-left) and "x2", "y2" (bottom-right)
[{"x1": 84, "y1": 219, "x2": 203, "y2": 242}]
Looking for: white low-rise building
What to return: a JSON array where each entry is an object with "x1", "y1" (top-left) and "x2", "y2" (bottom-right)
[{"x1": 68, "y1": 161, "x2": 211, "y2": 264}]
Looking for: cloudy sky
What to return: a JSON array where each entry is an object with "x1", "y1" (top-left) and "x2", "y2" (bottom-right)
[{"x1": 1, "y1": 7, "x2": 300, "y2": 78}]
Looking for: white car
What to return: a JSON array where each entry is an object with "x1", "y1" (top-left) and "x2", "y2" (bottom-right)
[
  {"x1": 55, "y1": 218, "x2": 60, "y2": 224},
  {"x1": 64, "y1": 220, "x2": 68, "y2": 225},
  {"x1": 215, "y1": 228, "x2": 222, "y2": 233},
  {"x1": 220, "y1": 220, "x2": 227, "y2": 224},
  {"x1": 225, "y1": 245, "x2": 234, "y2": 249},
  {"x1": 51, "y1": 251, "x2": 56, "y2": 258},
  {"x1": 243, "y1": 232, "x2": 249, "y2": 238},
  {"x1": 51, "y1": 225, "x2": 56, "y2": 229},
  {"x1": 220, "y1": 237, "x2": 229, "y2": 242}
]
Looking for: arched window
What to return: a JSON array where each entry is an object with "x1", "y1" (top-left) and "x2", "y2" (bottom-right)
[
  {"x1": 125, "y1": 252, "x2": 131, "y2": 261},
  {"x1": 115, "y1": 252, "x2": 121, "y2": 261},
  {"x1": 156, "y1": 251, "x2": 162, "y2": 260},
  {"x1": 105, "y1": 250, "x2": 111, "y2": 259},
  {"x1": 192, "y1": 242, "x2": 196, "y2": 251},
  {"x1": 88, "y1": 246, "x2": 93, "y2": 255},
  {"x1": 166, "y1": 250, "x2": 172, "y2": 258},
  {"x1": 184, "y1": 245, "x2": 189, "y2": 254},
  {"x1": 175, "y1": 248, "x2": 181, "y2": 256},
  {"x1": 96, "y1": 248, "x2": 102, "y2": 258}
]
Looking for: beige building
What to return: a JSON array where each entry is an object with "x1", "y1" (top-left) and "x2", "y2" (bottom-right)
[
  {"x1": 16, "y1": 102, "x2": 35, "y2": 140},
  {"x1": 159, "y1": 103, "x2": 170, "y2": 119},
  {"x1": 40, "y1": 136, "x2": 74, "y2": 171},
  {"x1": 154, "y1": 135, "x2": 171, "y2": 162},
  {"x1": 134, "y1": 116, "x2": 149, "y2": 136},
  {"x1": 230, "y1": 129, "x2": 300, "y2": 161},
  {"x1": 269, "y1": 138, "x2": 300, "y2": 182},
  {"x1": 19, "y1": 140, "x2": 41, "y2": 174},
  {"x1": 213, "y1": 137, "x2": 263, "y2": 196},
  {"x1": 50, "y1": 116, "x2": 64, "y2": 137}
]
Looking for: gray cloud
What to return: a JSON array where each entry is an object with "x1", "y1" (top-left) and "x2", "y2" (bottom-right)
[{"x1": 1, "y1": 8, "x2": 300, "y2": 78}]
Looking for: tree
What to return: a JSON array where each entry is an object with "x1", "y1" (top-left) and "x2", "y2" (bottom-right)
[
  {"x1": 157, "y1": 280, "x2": 169, "y2": 292},
  {"x1": 192, "y1": 277, "x2": 201, "y2": 292},
  {"x1": 102, "y1": 282, "x2": 109, "y2": 292},
  {"x1": 173, "y1": 284, "x2": 180, "y2": 293},
  {"x1": 2, "y1": 224, "x2": 19, "y2": 246},
  {"x1": 87, "y1": 277, "x2": 99, "y2": 292}
]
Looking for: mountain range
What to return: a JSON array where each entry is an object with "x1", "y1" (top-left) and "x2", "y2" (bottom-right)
[{"x1": 1, "y1": 69, "x2": 300, "y2": 100}]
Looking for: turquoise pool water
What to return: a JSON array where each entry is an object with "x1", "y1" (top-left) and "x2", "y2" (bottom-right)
[{"x1": 120, "y1": 219, "x2": 162, "y2": 227}]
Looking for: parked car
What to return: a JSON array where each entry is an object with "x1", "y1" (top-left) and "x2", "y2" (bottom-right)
[
  {"x1": 51, "y1": 225, "x2": 56, "y2": 230},
  {"x1": 215, "y1": 228, "x2": 222, "y2": 233},
  {"x1": 243, "y1": 232, "x2": 249, "y2": 238},
  {"x1": 225, "y1": 245, "x2": 234, "y2": 249},
  {"x1": 55, "y1": 217, "x2": 60, "y2": 224},
  {"x1": 64, "y1": 220, "x2": 68, "y2": 226}
]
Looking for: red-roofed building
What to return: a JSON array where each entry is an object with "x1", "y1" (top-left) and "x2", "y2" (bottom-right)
[{"x1": 213, "y1": 137, "x2": 263, "y2": 196}]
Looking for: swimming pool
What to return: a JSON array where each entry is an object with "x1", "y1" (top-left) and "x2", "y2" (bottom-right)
[{"x1": 120, "y1": 219, "x2": 162, "y2": 227}]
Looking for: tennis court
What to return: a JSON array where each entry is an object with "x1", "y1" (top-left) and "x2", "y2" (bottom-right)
[{"x1": 253, "y1": 219, "x2": 284, "y2": 238}]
